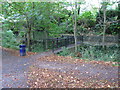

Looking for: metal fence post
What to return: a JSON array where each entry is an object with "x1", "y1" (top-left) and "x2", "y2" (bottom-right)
[
  {"x1": 56, "y1": 38, "x2": 58, "y2": 48},
  {"x1": 43, "y1": 39, "x2": 45, "y2": 50},
  {"x1": 52, "y1": 40, "x2": 54, "y2": 53}
]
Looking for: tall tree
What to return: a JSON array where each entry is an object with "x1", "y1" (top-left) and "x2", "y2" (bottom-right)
[
  {"x1": 102, "y1": 1, "x2": 107, "y2": 48},
  {"x1": 118, "y1": 1, "x2": 120, "y2": 44},
  {"x1": 73, "y1": 2, "x2": 78, "y2": 52}
]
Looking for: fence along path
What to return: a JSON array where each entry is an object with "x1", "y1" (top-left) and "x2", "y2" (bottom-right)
[
  {"x1": 31, "y1": 35, "x2": 119, "y2": 53},
  {"x1": 31, "y1": 36, "x2": 83, "y2": 52}
]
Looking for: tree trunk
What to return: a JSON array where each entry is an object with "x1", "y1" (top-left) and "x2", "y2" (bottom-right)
[
  {"x1": 45, "y1": 30, "x2": 48, "y2": 49},
  {"x1": 78, "y1": 5, "x2": 80, "y2": 15},
  {"x1": 118, "y1": 3, "x2": 120, "y2": 44},
  {"x1": 102, "y1": 4, "x2": 106, "y2": 48},
  {"x1": 74, "y1": 2, "x2": 78, "y2": 52},
  {"x1": 26, "y1": 15, "x2": 32, "y2": 51},
  {"x1": 118, "y1": 3, "x2": 120, "y2": 20},
  {"x1": 27, "y1": 30, "x2": 31, "y2": 51}
]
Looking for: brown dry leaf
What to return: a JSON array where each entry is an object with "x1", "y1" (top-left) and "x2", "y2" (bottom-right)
[
  {"x1": 27, "y1": 67, "x2": 118, "y2": 88},
  {"x1": 2, "y1": 47, "x2": 37, "y2": 57}
]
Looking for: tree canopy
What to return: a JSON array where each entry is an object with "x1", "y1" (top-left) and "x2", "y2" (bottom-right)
[{"x1": 1, "y1": 1, "x2": 119, "y2": 51}]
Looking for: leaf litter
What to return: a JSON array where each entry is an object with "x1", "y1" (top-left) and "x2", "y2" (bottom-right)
[
  {"x1": 27, "y1": 67, "x2": 118, "y2": 88},
  {"x1": 27, "y1": 55, "x2": 119, "y2": 88},
  {"x1": 2, "y1": 47, "x2": 37, "y2": 57}
]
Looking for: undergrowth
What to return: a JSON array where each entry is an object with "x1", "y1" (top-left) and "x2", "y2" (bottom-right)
[{"x1": 58, "y1": 45, "x2": 119, "y2": 62}]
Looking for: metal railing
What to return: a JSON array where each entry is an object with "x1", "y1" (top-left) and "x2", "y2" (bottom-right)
[{"x1": 30, "y1": 36, "x2": 83, "y2": 52}]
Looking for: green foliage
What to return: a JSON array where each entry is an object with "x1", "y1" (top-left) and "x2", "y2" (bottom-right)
[
  {"x1": 58, "y1": 47, "x2": 70, "y2": 56},
  {"x1": 1, "y1": 2, "x2": 120, "y2": 52},
  {"x1": 31, "y1": 44, "x2": 45, "y2": 53},
  {"x1": 95, "y1": 2, "x2": 119, "y2": 35},
  {"x1": 58, "y1": 45, "x2": 119, "y2": 62},
  {"x1": 77, "y1": 11, "x2": 96, "y2": 34},
  {"x1": 49, "y1": 23, "x2": 66, "y2": 37},
  {"x1": 107, "y1": 23, "x2": 120, "y2": 35},
  {"x1": 2, "y1": 30, "x2": 19, "y2": 49},
  {"x1": 78, "y1": 11, "x2": 95, "y2": 20},
  {"x1": 19, "y1": 31, "x2": 26, "y2": 37},
  {"x1": 78, "y1": 45, "x2": 119, "y2": 62},
  {"x1": 77, "y1": 26, "x2": 87, "y2": 34},
  {"x1": 2, "y1": 2, "x2": 119, "y2": 36}
]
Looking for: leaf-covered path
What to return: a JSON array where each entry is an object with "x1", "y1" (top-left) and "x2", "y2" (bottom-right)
[
  {"x1": 2, "y1": 48, "x2": 52, "y2": 88},
  {"x1": 29, "y1": 55, "x2": 118, "y2": 88},
  {"x1": 2, "y1": 48, "x2": 118, "y2": 88}
]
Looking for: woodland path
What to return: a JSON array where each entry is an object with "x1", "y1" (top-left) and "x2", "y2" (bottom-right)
[{"x1": 2, "y1": 48, "x2": 118, "y2": 88}]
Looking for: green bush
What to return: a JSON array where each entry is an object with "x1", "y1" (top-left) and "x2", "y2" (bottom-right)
[
  {"x1": 2, "y1": 30, "x2": 19, "y2": 49},
  {"x1": 31, "y1": 43, "x2": 45, "y2": 52},
  {"x1": 58, "y1": 47, "x2": 70, "y2": 56},
  {"x1": 58, "y1": 45, "x2": 119, "y2": 62},
  {"x1": 78, "y1": 45, "x2": 119, "y2": 62}
]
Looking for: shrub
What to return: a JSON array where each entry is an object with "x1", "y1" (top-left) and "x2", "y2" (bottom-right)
[
  {"x1": 2, "y1": 30, "x2": 19, "y2": 49},
  {"x1": 58, "y1": 47, "x2": 70, "y2": 56},
  {"x1": 58, "y1": 45, "x2": 119, "y2": 62},
  {"x1": 78, "y1": 45, "x2": 119, "y2": 62}
]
